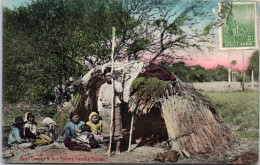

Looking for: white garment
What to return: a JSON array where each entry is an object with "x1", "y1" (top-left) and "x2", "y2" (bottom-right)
[
  {"x1": 98, "y1": 81, "x2": 122, "y2": 113},
  {"x1": 11, "y1": 142, "x2": 33, "y2": 149},
  {"x1": 24, "y1": 122, "x2": 37, "y2": 135},
  {"x1": 42, "y1": 117, "x2": 56, "y2": 131}
]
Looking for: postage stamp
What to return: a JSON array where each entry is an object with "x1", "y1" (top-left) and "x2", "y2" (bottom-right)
[{"x1": 219, "y1": 2, "x2": 258, "y2": 50}]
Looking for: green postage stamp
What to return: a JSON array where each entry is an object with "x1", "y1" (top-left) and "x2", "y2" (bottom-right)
[{"x1": 219, "y1": 2, "x2": 258, "y2": 50}]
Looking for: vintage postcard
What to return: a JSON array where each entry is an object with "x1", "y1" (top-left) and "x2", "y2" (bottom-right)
[{"x1": 2, "y1": 0, "x2": 259, "y2": 164}]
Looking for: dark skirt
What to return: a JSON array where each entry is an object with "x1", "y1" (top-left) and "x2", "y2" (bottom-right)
[{"x1": 64, "y1": 137, "x2": 90, "y2": 151}]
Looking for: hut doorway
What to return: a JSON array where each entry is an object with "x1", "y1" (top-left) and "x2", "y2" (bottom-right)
[{"x1": 131, "y1": 105, "x2": 169, "y2": 146}]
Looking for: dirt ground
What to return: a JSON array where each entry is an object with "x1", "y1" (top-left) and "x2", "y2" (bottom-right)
[{"x1": 2, "y1": 135, "x2": 258, "y2": 164}]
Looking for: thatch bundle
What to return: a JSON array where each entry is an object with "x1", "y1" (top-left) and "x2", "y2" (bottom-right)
[{"x1": 55, "y1": 61, "x2": 233, "y2": 156}]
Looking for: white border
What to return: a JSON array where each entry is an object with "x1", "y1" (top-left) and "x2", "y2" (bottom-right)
[{"x1": 218, "y1": 2, "x2": 258, "y2": 50}]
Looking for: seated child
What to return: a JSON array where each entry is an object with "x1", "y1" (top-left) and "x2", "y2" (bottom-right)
[
  {"x1": 62, "y1": 111, "x2": 90, "y2": 151},
  {"x1": 8, "y1": 116, "x2": 33, "y2": 149},
  {"x1": 24, "y1": 112, "x2": 53, "y2": 146},
  {"x1": 86, "y1": 112, "x2": 103, "y2": 144},
  {"x1": 71, "y1": 124, "x2": 99, "y2": 149}
]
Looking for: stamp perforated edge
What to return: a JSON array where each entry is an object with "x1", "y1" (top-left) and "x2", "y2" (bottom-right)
[{"x1": 218, "y1": 2, "x2": 258, "y2": 50}]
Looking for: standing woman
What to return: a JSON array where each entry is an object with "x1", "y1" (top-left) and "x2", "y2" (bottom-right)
[{"x1": 61, "y1": 111, "x2": 90, "y2": 151}]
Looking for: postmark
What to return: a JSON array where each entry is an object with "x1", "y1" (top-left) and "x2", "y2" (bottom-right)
[
  {"x1": 219, "y1": 2, "x2": 258, "y2": 50},
  {"x1": 217, "y1": 2, "x2": 233, "y2": 27}
]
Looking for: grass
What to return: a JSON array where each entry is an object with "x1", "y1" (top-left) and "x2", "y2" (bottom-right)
[
  {"x1": 131, "y1": 77, "x2": 170, "y2": 101},
  {"x1": 2, "y1": 106, "x2": 57, "y2": 126},
  {"x1": 205, "y1": 90, "x2": 259, "y2": 129},
  {"x1": 236, "y1": 131, "x2": 259, "y2": 141}
]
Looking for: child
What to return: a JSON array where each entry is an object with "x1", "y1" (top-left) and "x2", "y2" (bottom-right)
[
  {"x1": 62, "y1": 111, "x2": 90, "y2": 151},
  {"x1": 24, "y1": 112, "x2": 37, "y2": 141},
  {"x1": 71, "y1": 124, "x2": 99, "y2": 149},
  {"x1": 8, "y1": 116, "x2": 33, "y2": 149},
  {"x1": 86, "y1": 112, "x2": 103, "y2": 144},
  {"x1": 24, "y1": 112, "x2": 53, "y2": 146}
]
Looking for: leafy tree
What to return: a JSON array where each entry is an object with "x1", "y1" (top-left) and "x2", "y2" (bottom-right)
[
  {"x1": 114, "y1": 1, "x2": 216, "y2": 62},
  {"x1": 190, "y1": 65, "x2": 207, "y2": 82},
  {"x1": 160, "y1": 61, "x2": 229, "y2": 82},
  {"x1": 3, "y1": 0, "x2": 136, "y2": 103},
  {"x1": 247, "y1": 50, "x2": 259, "y2": 81},
  {"x1": 160, "y1": 61, "x2": 191, "y2": 82}
]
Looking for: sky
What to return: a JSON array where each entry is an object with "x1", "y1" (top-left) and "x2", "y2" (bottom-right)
[
  {"x1": 3, "y1": 0, "x2": 32, "y2": 9},
  {"x1": 3, "y1": 0, "x2": 260, "y2": 71},
  {"x1": 140, "y1": 1, "x2": 260, "y2": 71}
]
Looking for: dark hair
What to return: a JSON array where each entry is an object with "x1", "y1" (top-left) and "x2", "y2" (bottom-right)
[
  {"x1": 27, "y1": 113, "x2": 33, "y2": 120},
  {"x1": 13, "y1": 116, "x2": 24, "y2": 128},
  {"x1": 81, "y1": 124, "x2": 91, "y2": 132},
  {"x1": 26, "y1": 113, "x2": 37, "y2": 126},
  {"x1": 69, "y1": 111, "x2": 79, "y2": 120},
  {"x1": 104, "y1": 67, "x2": 111, "y2": 76}
]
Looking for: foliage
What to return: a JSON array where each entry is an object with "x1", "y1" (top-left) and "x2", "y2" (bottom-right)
[
  {"x1": 202, "y1": 22, "x2": 214, "y2": 36},
  {"x1": 127, "y1": 37, "x2": 151, "y2": 60},
  {"x1": 236, "y1": 131, "x2": 259, "y2": 141},
  {"x1": 231, "y1": 60, "x2": 237, "y2": 65},
  {"x1": 205, "y1": 90, "x2": 259, "y2": 128},
  {"x1": 159, "y1": 61, "x2": 228, "y2": 82},
  {"x1": 2, "y1": 106, "x2": 57, "y2": 126},
  {"x1": 246, "y1": 50, "x2": 259, "y2": 80},
  {"x1": 238, "y1": 76, "x2": 246, "y2": 91},
  {"x1": 54, "y1": 106, "x2": 72, "y2": 134},
  {"x1": 72, "y1": 85, "x2": 82, "y2": 107},
  {"x1": 130, "y1": 77, "x2": 170, "y2": 101},
  {"x1": 3, "y1": 0, "x2": 135, "y2": 104},
  {"x1": 198, "y1": 38, "x2": 209, "y2": 42}
]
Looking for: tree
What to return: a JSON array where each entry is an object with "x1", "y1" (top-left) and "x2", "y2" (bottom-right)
[
  {"x1": 3, "y1": 0, "x2": 136, "y2": 103},
  {"x1": 230, "y1": 60, "x2": 237, "y2": 82},
  {"x1": 159, "y1": 61, "x2": 191, "y2": 82},
  {"x1": 118, "y1": 1, "x2": 216, "y2": 63},
  {"x1": 247, "y1": 50, "x2": 259, "y2": 81}
]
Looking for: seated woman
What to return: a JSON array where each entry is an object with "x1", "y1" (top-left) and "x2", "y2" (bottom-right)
[
  {"x1": 61, "y1": 111, "x2": 90, "y2": 151},
  {"x1": 24, "y1": 112, "x2": 53, "y2": 146},
  {"x1": 8, "y1": 116, "x2": 33, "y2": 149}
]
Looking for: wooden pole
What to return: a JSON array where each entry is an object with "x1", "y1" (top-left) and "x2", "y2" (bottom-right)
[
  {"x1": 128, "y1": 113, "x2": 134, "y2": 152},
  {"x1": 242, "y1": 50, "x2": 245, "y2": 80},
  {"x1": 108, "y1": 26, "x2": 116, "y2": 157},
  {"x1": 228, "y1": 51, "x2": 231, "y2": 88},
  {"x1": 252, "y1": 70, "x2": 254, "y2": 88}
]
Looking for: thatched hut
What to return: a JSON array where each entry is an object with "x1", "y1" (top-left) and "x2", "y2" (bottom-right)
[{"x1": 55, "y1": 61, "x2": 233, "y2": 156}]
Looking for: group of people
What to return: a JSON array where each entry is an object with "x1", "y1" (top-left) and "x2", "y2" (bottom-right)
[
  {"x1": 61, "y1": 67, "x2": 123, "y2": 155},
  {"x1": 8, "y1": 67, "x2": 124, "y2": 155},
  {"x1": 8, "y1": 113, "x2": 54, "y2": 149}
]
